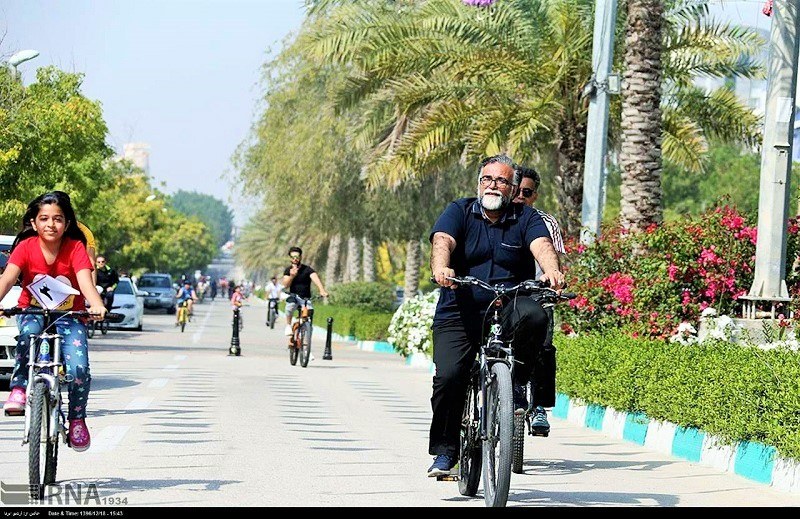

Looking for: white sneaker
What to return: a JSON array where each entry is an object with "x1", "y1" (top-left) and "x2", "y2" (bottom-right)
[{"x1": 284, "y1": 325, "x2": 293, "y2": 336}]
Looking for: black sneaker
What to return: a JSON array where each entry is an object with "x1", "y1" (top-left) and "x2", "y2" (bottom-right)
[
  {"x1": 427, "y1": 455, "x2": 456, "y2": 477},
  {"x1": 513, "y1": 383, "x2": 529, "y2": 413},
  {"x1": 530, "y1": 406, "x2": 550, "y2": 437}
]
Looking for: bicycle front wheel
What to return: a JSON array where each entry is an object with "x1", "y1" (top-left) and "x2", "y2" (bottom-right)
[
  {"x1": 289, "y1": 325, "x2": 299, "y2": 366},
  {"x1": 28, "y1": 381, "x2": 50, "y2": 499},
  {"x1": 87, "y1": 322, "x2": 96, "y2": 339},
  {"x1": 268, "y1": 308, "x2": 276, "y2": 329},
  {"x1": 482, "y1": 362, "x2": 513, "y2": 507},
  {"x1": 458, "y1": 379, "x2": 482, "y2": 497},
  {"x1": 299, "y1": 323, "x2": 312, "y2": 368}
]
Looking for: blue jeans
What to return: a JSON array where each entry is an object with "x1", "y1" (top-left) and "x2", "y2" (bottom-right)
[{"x1": 11, "y1": 314, "x2": 91, "y2": 420}]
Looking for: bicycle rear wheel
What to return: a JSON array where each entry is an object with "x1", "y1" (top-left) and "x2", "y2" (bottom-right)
[
  {"x1": 100, "y1": 319, "x2": 109, "y2": 335},
  {"x1": 458, "y1": 379, "x2": 482, "y2": 497},
  {"x1": 299, "y1": 323, "x2": 312, "y2": 368},
  {"x1": 482, "y1": 362, "x2": 513, "y2": 507},
  {"x1": 28, "y1": 381, "x2": 50, "y2": 499},
  {"x1": 289, "y1": 325, "x2": 299, "y2": 366}
]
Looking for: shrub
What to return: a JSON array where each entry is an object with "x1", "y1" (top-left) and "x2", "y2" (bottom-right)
[
  {"x1": 555, "y1": 331, "x2": 800, "y2": 460},
  {"x1": 328, "y1": 282, "x2": 396, "y2": 312},
  {"x1": 388, "y1": 290, "x2": 439, "y2": 357},
  {"x1": 560, "y1": 205, "x2": 800, "y2": 339},
  {"x1": 312, "y1": 304, "x2": 393, "y2": 341}
]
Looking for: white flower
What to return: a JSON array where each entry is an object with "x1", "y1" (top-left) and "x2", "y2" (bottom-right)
[
  {"x1": 677, "y1": 322, "x2": 697, "y2": 335},
  {"x1": 701, "y1": 307, "x2": 718, "y2": 318},
  {"x1": 716, "y1": 315, "x2": 734, "y2": 329}
]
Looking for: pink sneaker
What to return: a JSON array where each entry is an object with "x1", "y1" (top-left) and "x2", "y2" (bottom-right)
[
  {"x1": 3, "y1": 387, "x2": 26, "y2": 416},
  {"x1": 69, "y1": 419, "x2": 91, "y2": 452}
]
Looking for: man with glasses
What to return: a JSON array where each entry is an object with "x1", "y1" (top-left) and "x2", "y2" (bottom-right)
[
  {"x1": 427, "y1": 154, "x2": 564, "y2": 476},
  {"x1": 513, "y1": 166, "x2": 566, "y2": 437},
  {"x1": 95, "y1": 255, "x2": 119, "y2": 314},
  {"x1": 282, "y1": 246, "x2": 329, "y2": 338}
]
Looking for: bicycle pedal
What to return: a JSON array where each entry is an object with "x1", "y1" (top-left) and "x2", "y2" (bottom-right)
[
  {"x1": 530, "y1": 429, "x2": 550, "y2": 437},
  {"x1": 4, "y1": 409, "x2": 25, "y2": 417},
  {"x1": 436, "y1": 474, "x2": 459, "y2": 482}
]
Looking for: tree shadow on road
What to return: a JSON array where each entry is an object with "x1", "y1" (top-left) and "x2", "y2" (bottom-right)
[{"x1": 521, "y1": 457, "x2": 675, "y2": 475}]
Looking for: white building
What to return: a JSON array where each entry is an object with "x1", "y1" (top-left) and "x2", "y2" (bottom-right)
[{"x1": 121, "y1": 143, "x2": 151, "y2": 175}]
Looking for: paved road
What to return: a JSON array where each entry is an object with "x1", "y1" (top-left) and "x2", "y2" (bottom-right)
[{"x1": 1, "y1": 299, "x2": 799, "y2": 507}]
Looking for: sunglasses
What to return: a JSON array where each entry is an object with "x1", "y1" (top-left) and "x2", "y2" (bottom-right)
[
  {"x1": 520, "y1": 188, "x2": 536, "y2": 198},
  {"x1": 289, "y1": 253, "x2": 301, "y2": 259}
]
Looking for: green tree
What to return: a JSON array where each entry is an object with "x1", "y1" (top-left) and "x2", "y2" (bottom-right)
[
  {"x1": 171, "y1": 190, "x2": 234, "y2": 248},
  {"x1": 0, "y1": 66, "x2": 114, "y2": 232},
  {"x1": 301, "y1": 0, "x2": 763, "y2": 236}
]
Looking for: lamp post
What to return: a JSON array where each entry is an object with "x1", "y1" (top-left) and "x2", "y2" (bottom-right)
[{"x1": 7, "y1": 49, "x2": 39, "y2": 78}]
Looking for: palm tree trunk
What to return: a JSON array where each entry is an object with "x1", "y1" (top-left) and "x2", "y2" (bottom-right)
[
  {"x1": 403, "y1": 239, "x2": 421, "y2": 302},
  {"x1": 619, "y1": 0, "x2": 664, "y2": 232},
  {"x1": 554, "y1": 117, "x2": 587, "y2": 238},
  {"x1": 362, "y1": 237, "x2": 375, "y2": 282},
  {"x1": 325, "y1": 234, "x2": 341, "y2": 286},
  {"x1": 343, "y1": 235, "x2": 360, "y2": 283}
]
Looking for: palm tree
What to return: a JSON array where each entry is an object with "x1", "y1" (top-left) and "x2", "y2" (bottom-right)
[{"x1": 303, "y1": 0, "x2": 763, "y2": 236}]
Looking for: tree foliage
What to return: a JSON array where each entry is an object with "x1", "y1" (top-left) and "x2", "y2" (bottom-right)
[{"x1": 171, "y1": 190, "x2": 234, "y2": 248}]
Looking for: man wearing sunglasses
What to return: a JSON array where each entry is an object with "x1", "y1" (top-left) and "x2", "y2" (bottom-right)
[
  {"x1": 513, "y1": 166, "x2": 566, "y2": 438},
  {"x1": 427, "y1": 154, "x2": 564, "y2": 476},
  {"x1": 282, "y1": 246, "x2": 329, "y2": 337}
]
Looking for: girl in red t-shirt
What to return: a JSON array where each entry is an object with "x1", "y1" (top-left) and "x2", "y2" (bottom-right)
[{"x1": 0, "y1": 192, "x2": 107, "y2": 452}]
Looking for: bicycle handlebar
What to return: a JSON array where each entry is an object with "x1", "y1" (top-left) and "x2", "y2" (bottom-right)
[
  {"x1": 430, "y1": 276, "x2": 576, "y2": 300},
  {"x1": 1, "y1": 307, "x2": 126, "y2": 323}
]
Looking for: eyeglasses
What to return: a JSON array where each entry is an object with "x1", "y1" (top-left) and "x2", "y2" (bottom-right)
[
  {"x1": 520, "y1": 188, "x2": 536, "y2": 198},
  {"x1": 479, "y1": 175, "x2": 512, "y2": 188},
  {"x1": 289, "y1": 253, "x2": 301, "y2": 259}
]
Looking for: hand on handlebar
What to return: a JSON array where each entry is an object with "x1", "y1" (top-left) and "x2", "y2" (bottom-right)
[
  {"x1": 539, "y1": 270, "x2": 566, "y2": 292},
  {"x1": 432, "y1": 267, "x2": 457, "y2": 289},
  {"x1": 88, "y1": 306, "x2": 107, "y2": 321}
]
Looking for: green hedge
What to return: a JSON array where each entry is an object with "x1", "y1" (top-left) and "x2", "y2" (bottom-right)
[
  {"x1": 555, "y1": 332, "x2": 800, "y2": 460},
  {"x1": 312, "y1": 304, "x2": 393, "y2": 341},
  {"x1": 328, "y1": 282, "x2": 396, "y2": 312}
]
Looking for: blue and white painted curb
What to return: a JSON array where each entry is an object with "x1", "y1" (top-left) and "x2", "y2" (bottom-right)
[{"x1": 552, "y1": 394, "x2": 800, "y2": 494}]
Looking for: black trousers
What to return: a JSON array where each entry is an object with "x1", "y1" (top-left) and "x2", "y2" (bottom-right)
[{"x1": 428, "y1": 297, "x2": 549, "y2": 457}]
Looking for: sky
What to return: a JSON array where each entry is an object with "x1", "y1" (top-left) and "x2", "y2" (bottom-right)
[
  {"x1": 0, "y1": 1, "x2": 792, "y2": 227},
  {"x1": 1, "y1": 0, "x2": 307, "y2": 226}
]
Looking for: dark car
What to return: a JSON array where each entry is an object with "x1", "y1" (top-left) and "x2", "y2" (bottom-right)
[{"x1": 138, "y1": 273, "x2": 177, "y2": 314}]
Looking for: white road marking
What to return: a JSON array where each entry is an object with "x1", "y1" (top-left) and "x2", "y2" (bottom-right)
[
  {"x1": 88, "y1": 425, "x2": 130, "y2": 454},
  {"x1": 163, "y1": 365, "x2": 180, "y2": 371},
  {"x1": 173, "y1": 355, "x2": 187, "y2": 361},
  {"x1": 148, "y1": 378, "x2": 169, "y2": 389},
  {"x1": 125, "y1": 397, "x2": 154, "y2": 410},
  {"x1": 192, "y1": 301, "x2": 215, "y2": 344}
]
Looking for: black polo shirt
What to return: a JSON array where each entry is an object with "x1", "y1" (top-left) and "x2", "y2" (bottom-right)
[{"x1": 430, "y1": 197, "x2": 550, "y2": 325}]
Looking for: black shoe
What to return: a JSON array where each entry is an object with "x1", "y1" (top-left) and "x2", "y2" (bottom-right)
[
  {"x1": 513, "y1": 383, "x2": 529, "y2": 413},
  {"x1": 427, "y1": 455, "x2": 456, "y2": 477}
]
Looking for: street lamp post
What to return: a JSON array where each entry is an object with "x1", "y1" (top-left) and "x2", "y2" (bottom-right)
[{"x1": 7, "y1": 49, "x2": 40, "y2": 78}]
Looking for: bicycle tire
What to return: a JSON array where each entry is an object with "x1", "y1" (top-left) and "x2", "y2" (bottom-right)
[
  {"x1": 268, "y1": 308, "x2": 276, "y2": 329},
  {"x1": 482, "y1": 362, "x2": 513, "y2": 508},
  {"x1": 458, "y1": 380, "x2": 482, "y2": 497},
  {"x1": 28, "y1": 381, "x2": 47, "y2": 499},
  {"x1": 512, "y1": 411, "x2": 525, "y2": 474},
  {"x1": 299, "y1": 323, "x2": 312, "y2": 368},
  {"x1": 44, "y1": 396, "x2": 58, "y2": 486},
  {"x1": 87, "y1": 322, "x2": 95, "y2": 339},
  {"x1": 289, "y1": 324, "x2": 299, "y2": 366},
  {"x1": 180, "y1": 321, "x2": 186, "y2": 333},
  {"x1": 100, "y1": 319, "x2": 109, "y2": 335}
]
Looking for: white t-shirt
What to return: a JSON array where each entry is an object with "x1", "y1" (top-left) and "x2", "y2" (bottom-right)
[{"x1": 265, "y1": 282, "x2": 284, "y2": 299}]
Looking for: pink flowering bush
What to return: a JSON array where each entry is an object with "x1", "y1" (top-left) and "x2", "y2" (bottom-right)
[{"x1": 560, "y1": 205, "x2": 800, "y2": 339}]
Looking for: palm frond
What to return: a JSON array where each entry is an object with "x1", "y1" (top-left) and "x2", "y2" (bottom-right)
[{"x1": 662, "y1": 108, "x2": 709, "y2": 173}]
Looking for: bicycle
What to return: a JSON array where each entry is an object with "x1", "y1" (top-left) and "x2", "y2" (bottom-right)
[
  {"x1": 433, "y1": 275, "x2": 573, "y2": 507},
  {"x1": 287, "y1": 294, "x2": 318, "y2": 368},
  {"x1": 176, "y1": 300, "x2": 190, "y2": 332},
  {"x1": 1, "y1": 307, "x2": 122, "y2": 499},
  {"x1": 266, "y1": 298, "x2": 279, "y2": 329}
]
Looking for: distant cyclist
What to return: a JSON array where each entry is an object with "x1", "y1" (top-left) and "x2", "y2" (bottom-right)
[
  {"x1": 95, "y1": 255, "x2": 119, "y2": 312},
  {"x1": 175, "y1": 280, "x2": 197, "y2": 325},
  {"x1": 282, "y1": 247, "x2": 329, "y2": 338},
  {"x1": 265, "y1": 275, "x2": 284, "y2": 325}
]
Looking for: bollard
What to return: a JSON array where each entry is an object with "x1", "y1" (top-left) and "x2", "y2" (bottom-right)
[
  {"x1": 323, "y1": 317, "x2": 334, "y2": 360},
  {"x1": 228, "y1": 308, "x2": 241, "y2": 356}
]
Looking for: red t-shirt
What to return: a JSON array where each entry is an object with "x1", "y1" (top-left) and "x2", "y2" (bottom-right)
[{"x1": 8, "y1": 237, "x2": 93, "y2": 310}]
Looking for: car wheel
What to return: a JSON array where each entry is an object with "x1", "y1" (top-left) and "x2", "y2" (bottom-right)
[
  {"x1": 167, "y1": 307, "x2": 176, "y2": 315},
  {"x1": 136, "y1": 323, "x2": 143, "y2": 331}
]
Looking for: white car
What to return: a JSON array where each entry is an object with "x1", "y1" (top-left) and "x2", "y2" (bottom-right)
[
  {"x1": 0, "y1": 234, "x2": 19, "y2": 385},
  {"x1": 111, "y1": 277, "x2": 144, "y2": 331}
]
